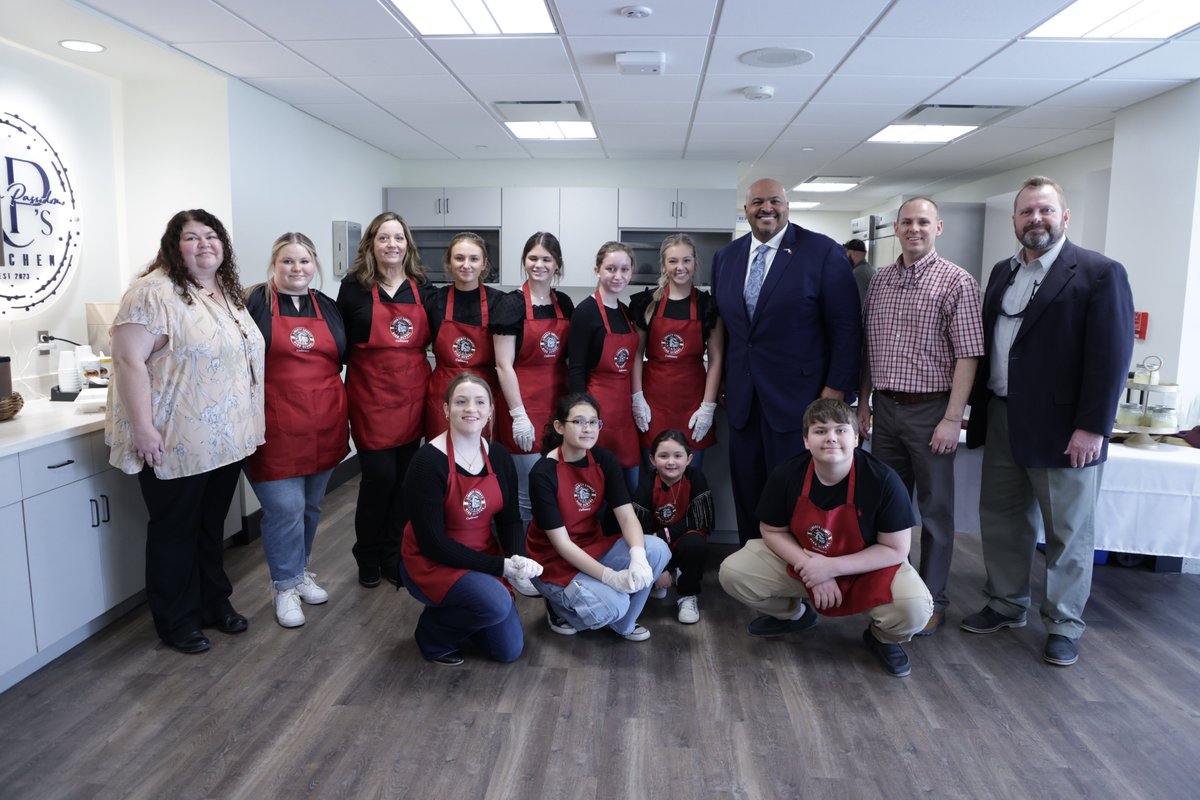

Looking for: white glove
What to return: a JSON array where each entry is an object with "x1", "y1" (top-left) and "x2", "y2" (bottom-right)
[
  {"x1": 601, "y1": 567, "x2": 639, "y2": 594},
  {"x1": 688, "y1": 402, "x2": 718, "y2": 441},
  {"x1": 509, "y1": 405, "x2": 536, "y2": 453},
  {"x1": 627, "y1": 545, "x2": 654, "y2": 592},
  {"x1": 632, "y1": 391, "x2": 652, "y2": 433},
  {"x1": 503, "y1": 554, "x2": 544, "y2": 582}
]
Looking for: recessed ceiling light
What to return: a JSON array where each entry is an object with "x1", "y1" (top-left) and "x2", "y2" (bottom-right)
[
  {"x1": 59, "y1": 40, "x2": 105, "y2": 53},
  {"x1": 869, "y1": 125, "x2": 976, "y2": 143},
  {"x1": 506, "y1": 121, "x2": 596, "y2": 140},
  {"x1": 789, "y1": 201, "x2": 820, "y2": 210},
  {"x1": 1027, "y1": 0, "x2": 1200, "y2": 39},
  {"x1": 792, "y1": 180, "x2": 858, "y2": 193},
  {"x1": 387, "y1": 0, "x2": 555, "y2": 35},
  {"x1": 739, "y1": 47, "x2": 814, "y2": 68}
]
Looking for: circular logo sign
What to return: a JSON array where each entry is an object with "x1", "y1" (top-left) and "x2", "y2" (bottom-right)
[
  {"x1": 539, "y1": 331, "x2": 560, "y2": 357},
  {"x1": 390, "y1": 316, "x2": 413, "y2": 342},
  {"x1": 452, "y1": 336, "x2": 476, "y2": 363},
  {"x1": 573, "y1": 482, "x2": 597, "y2": 512},
  {"x1": 806, "y1": 524, "x2": 832, "y2": 551},
  {"x1": 656, "y1": 503, "x2": 677, "y2": 525},
  {"x1": 661, "y1": 333, "x2": 685, "y2": 357},
  {"x1": 1, "y1": 111, "x2": 80, "y2": 318},
  {"x1": 613, "y1": 347, "x2": 630, "y2": 370},
  {"x1": 463, "y1": 488, "x2": 487, "y2": 520},
  {"x1": 289, "y1": 326, "x2": 316, "y2": 351}
]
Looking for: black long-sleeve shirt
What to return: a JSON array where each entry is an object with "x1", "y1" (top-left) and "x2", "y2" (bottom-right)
[
  {"x1": 631, "y1": 465, "x2": 714, "y2": 539},
  {"x1": 335, "y1": 274, "x2": 433, "y2": 348},
  {"x1": 566, "y1": 295, "x2": 634, "y2": 393},
  {"x1": 423, "y1": 284, "x2": 506, "y2": 342}
]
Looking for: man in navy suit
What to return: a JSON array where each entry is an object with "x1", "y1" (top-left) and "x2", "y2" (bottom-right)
[
  {"x1": 712, "y1": 178, "x2": 862, "y2": 544},
  {"x1": 960, "y1": 176, "x2": 1133, "y2": 668}
]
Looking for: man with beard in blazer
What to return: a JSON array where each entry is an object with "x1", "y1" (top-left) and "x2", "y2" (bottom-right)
[
  {"x1": 712, "y1": 178, "x2": 862, "y2": 545},
  {"x1": 960, "y1": 176, "x2": 1133, "y2": 668}
]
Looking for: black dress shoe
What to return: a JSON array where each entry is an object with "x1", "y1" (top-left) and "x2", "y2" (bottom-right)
[
  {"x1": 430, "y1": 651, "x2": 464, "y2": 666},
  {"x1": 166, "y1": 630, "x2": 210, "y2": 654},
  {"x1": 359, "y1": 565, "x2": 382, "y2": 588},
  {"x1": 862, "y1": 628, "x2": 912, "y2": 677},
  {"x1": 204, "y1": 612, "x2": 248, "y2": 634}
]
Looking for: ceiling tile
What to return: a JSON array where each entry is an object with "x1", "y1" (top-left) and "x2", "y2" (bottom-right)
[
  {"x1": 992, "y1": 106, "x2": 1115, "y2": 129},
  {"x1": 838, "y1": 36, "x2": 1007, "y2": 77},
  {"x1": 600, "y1": 123, "x2": 689, "y2": 148},
  {"x1": 567, "y1": 35, "x2": 709, "y2": 75},
  {"x1": 217, "y1": 0, "x2": 412, "y2": 41},
  {"x1": 717, "y1": 0, "x2": 891, "y2": 36},
  {"x1": 384, "y1": 102, "x2": 497, "y2": 127},
  {"x1": 459, "y1": 73, "x2": 583, "y2": 102},
  {"x1": 872, "y1": 0, "x2": 1066, "y2": 39},
  {"x1": 294, "y1": 102, "x2": 407, "y2": 127},
  {"x1": 520, "y1": 141, "x2": 606, "y2": 158},
  {"x1": 174, "y1": 41, "x2": 324, "y2": 78},
  {"x1": 343, "y1": 74, "x2": 474, "y2": 104},
  {"x1": 812, "y1": 74, "x2": 952, "y2": 105},
  {"x1": 590, "y1": 102, "x2": 695, "y2": 124},
  {"x1": 699, "y1": 74, "x2": 823, "y2": 103},
  {"x1": 969, "y1": 40, "x2": 1158, "y2": 81},
  {"x1": 243, "y1": 77, "x2": 362, "y2": 104},
  {"x1": 1036, "y1": 78, "x2": 1187, "y2": 108},
  {"x1": 426, "y1": 36, "x2": 572, "y2": 75},
  {"x1": 929, "y1": 77, "x2": 1078, "y2": 105},
  {"x1": 818, "y1": 143, "x2": 941, "y2": 173},
  {"x1": 579, "y1": 74, "x2": 701, "y2": 103},
  {"x1": 401, "y1": 121, "x2": 519, "y2": 147},
  {"x1": 707, "y1": 36, "x2": 859, "y2": 76},
  {"x1": 684, "y1": 141, "x2": 771, "y2": 159},
  {"x1": 81, "y1": 0, "x2": 268, "y2": 43},
  {"x1": 688, "y1": 123, "x2": 782, "y2": 144},
  {"x1": 288, "y1": 38, "x2": 445, "y2": 76},
  {"x1": 776, "y1": 123, "x2": 879, "y2": 143},
  {"x1": 1101, "y1": 41, "x2": 1200, "y2": 80},
  {"x1": 794, "y1": 102, "x2": 913, "y2": 126},
  {"x1": 692, "y1": 101, "x2": 802, "y2": 125},
  {"x1": 556, "y1": 0, "x2": 719, "y2": 37}
]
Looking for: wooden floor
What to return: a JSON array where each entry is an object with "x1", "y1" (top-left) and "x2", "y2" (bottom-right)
[{"x1": 2, "y1": 476, "x2": 1199, "y2": 800}]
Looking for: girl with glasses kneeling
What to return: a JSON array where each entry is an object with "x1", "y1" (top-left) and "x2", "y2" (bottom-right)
[{"x1": 526, "y1": 392, "x2": 671, "y2": 641}]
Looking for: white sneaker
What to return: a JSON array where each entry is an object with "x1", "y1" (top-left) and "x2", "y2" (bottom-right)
[
  {"x1": 650, "y1": 585, "x2": 669, "y2": 600},
  {"x1": 274, "y1": 587, "x2": 305, "y2": 628},
  {"x1": 621, "y1": 624, "x2": 651, "y2": 642},
  {"x1": 296, "y1": 571, "x2": 329, "y2": 604},
  {"x1": 676, "y1": 595, "x2": 700, "y2": 624}
]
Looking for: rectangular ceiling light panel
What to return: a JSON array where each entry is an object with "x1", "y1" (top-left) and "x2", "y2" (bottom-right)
[
  {"x1": 388, "y1": 0, "x2": 555, "y2": 35},
  {"x1": 869, "y1": 125, "x2": 976, "y2": 143},
  {"x1": 1027, "y1": 0, "x2": 1200, "y2": 39}
]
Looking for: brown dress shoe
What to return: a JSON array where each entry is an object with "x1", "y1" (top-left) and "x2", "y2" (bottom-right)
[{"x1": 914, "y1": 609, "x2": 945, "y2": 637}]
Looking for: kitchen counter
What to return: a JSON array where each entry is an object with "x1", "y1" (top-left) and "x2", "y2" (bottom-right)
[{"x1": 0, "y1": 397, "x2": 107, "y2": 459}]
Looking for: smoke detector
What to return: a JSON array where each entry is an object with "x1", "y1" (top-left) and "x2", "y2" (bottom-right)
[
  {"x1": 619, "y1": 5, "x2": 652, "y2": 19},
  {"x1": 616, "y1": 51, "x2": 666, "y2": 75},
  {"x1": 743, "y1": 85, "x2": 775, "y2": 101}
]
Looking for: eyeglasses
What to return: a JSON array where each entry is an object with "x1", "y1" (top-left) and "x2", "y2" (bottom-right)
[
  {"x1": 999, "y1": 279, "x2": 1041, "y2": 319},
  {"x1": 567, "y1": 418, "x2": 603, "y2": 430}
]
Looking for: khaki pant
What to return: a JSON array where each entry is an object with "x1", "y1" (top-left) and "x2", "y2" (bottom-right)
[{"x1": 719, "y1": 540, "x2": 933, "y2": 643}]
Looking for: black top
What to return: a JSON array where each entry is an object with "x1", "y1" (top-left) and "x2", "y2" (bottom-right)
[
  {"x1": 424, "y1": 284, "x2": 506, "y2": 341},
  {"x1": 627, "y1": 288, "x2": 720, "y2": 339},
  {"x1": 336, "y1": 274, "x2": 433, "y2": 347},
  {"x1": 490, "y1": 288, "x2": 576, "y2": 353},
  {"x1": 756, "y1": 449, "x2": 915, "y2": 547},
  {"x1": 245, "y1": 284, "x2": 347, "y2": 361},
  {"x1": 566, "y1": 295, "x2": 634, "y2": 393},
  {"x1": 631, "y1": 465, "x2": 713, "y2": 539},
  {"x1": 528, "y1": 446, "x2": 629, "y2": 532},
  {"x1": 403, "y1": 439, "x2": 524, "y2": 575}
]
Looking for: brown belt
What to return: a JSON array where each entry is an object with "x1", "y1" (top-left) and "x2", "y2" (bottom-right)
[{"x1": 877, "y1": 389, "x2": 950, "y2": 406}]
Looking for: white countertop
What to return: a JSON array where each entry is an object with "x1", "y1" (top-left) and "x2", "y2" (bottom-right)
[{"x1": 0, "y1": 396, "x2": 107, "y2": 458}]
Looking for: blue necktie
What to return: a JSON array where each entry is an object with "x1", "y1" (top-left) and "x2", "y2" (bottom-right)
[{"x1": 744, "y1": 243, "x2": 770, "y2": 320}]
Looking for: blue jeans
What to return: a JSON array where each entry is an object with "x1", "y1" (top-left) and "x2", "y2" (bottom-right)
[
  {"x1": 250, "y1": 469, "x2": 334, "y2": 590},
  {"x1": 535, "y1": 536, "x2": 670, "y2": 635},
  {"x1": 398, "y1": 561, "x2": 524, "y2": 662}
]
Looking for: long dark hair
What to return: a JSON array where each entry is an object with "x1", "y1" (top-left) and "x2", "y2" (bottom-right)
[
  {"x1": 540, "y1": 392, "x2": 601, "y2": 456},
  {"x1": 522, "y1": 231, "x2": 564, "y2": 280},
  {"x1": 142, "y1": 209, "x2": 244, "y2": 307}
]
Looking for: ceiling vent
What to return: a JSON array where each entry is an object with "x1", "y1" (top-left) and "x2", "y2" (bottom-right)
[
  {"x1": 901, "y1": 104, "x2": 1016, "y2": 126},
  {"x1": 493, "y1": 101, "x2": 585, "y2": 122}
]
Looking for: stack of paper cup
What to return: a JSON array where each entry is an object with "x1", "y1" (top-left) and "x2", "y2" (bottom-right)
[{"x1": 58, "y1": 350, "x2": 82, "y2": 392}]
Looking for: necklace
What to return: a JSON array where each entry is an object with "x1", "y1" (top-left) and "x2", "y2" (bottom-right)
[
  {"x1": 454, "y1": 438, "x2": 483, "y2": 473},
  {"x1": 206, "y1": 289, "x2": 257, "y2": 384}
]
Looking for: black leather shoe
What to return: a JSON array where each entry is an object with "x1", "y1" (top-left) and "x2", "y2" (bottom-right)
[
  {"x1": 960, "y1": 606, "x2": 1026, "y2": 634},
  {"x1": 430, "y1": 651, "x2": 464, "y2": 666},
  {"x1": 747, "y1": 603, "x2": 818, "y2": 637},
  {"x1": 863, "y1": 628, "x2": 911, "y2": 677},
  {"x1": 205, "y1": 612, "x2": 248, "y2": 634},
  {"x1": 359, "y1": 565, "x2": 382, "y2": 588},
  {"x1": 166, "y1": 630, "x2": 210, "y2": 654},
  {"x1": 1043, "y1": 634, "x2": 1079, "y2": 666}
]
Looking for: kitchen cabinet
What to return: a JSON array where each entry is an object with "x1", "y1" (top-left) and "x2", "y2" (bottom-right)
[
  {"x1": 500, "y1": 187, "x2": 560, "y2": 286},
  {"x1": 95, "y1": 468, "x2": 149, "y2": 608},
  {"x1": 560, "y1": 187, "x2": 618, "y2": 287},
  {"x1": 0, "y1": 502, "x2": 37, "y2": 678},
  {"x1": 385, "y1": 186, "x2": 502, "y2": 228},
  {"x1": 618, "y1": 188, "x2": 733, "y2": 231}
]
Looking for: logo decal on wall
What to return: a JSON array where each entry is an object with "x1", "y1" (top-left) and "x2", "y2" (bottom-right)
[{"x1": 1, "y1": 111, "x2": 80, "y2": 318}]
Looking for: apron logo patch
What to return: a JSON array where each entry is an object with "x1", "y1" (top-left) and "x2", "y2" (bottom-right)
[
  {"x1": 463, "y1": 488, "x2": 487, "y2": 520},
  {"x1": 289, "y1": 326, "x2": 315, "y2": 352},
  {"x1": 807, "y1": 524, "x2": 832, "y2": 551},
  {"x1": 656, "y1": 503, "x2": 676, "y2": 524},
  {"x1": 539, "y1": 331, "x2": 560, "y2": 356},
  {"x1": 613, "y1": 347, "x2": 630, "y2": 369},
  {"x1": 660, "y1": 332, "x2": 685, "y2": 357},
  {"x1": 390, "y1": 316, "x2": 413, "y2": 342},
  {"x1": 573, "y1": 482, "x2": 597, "y2": 512},
  {"x1": 452, "y1": 336, "x2": 476, "y2": 362}
]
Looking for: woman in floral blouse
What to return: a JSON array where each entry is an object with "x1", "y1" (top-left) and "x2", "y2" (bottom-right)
[{"x1": 107, "y1": 209, "x2": 265, "y2": 655}]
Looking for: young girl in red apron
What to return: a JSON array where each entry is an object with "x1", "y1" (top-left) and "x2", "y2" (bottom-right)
[
  {"x1": 525, "y1": 393, "x2": 671, "y2": 641},
  {"x1": 246, "y1": 233, "x2": 349, "y2": 628},
  {"x1": 630, "y1": 234, "x2": 726, "y2": 471},
  {"x1": 492, "y1": 232, "x2": 574, "y2": 535},
  {"x1": 399, "y1": 373, "x2": 541, "y2": 665},
  {"x1": 424, "y1": 233, "x2": 503, "y2": 440},
  {"x1": 337, "y1": 213, "x2": 431, "y2": 589},
  {"x1": 565, "y1": 242, "x2": 640, "y2": 492}
]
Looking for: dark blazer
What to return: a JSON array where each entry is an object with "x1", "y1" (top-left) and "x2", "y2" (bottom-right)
[
  {"x1": 966, "y1": 239, "x2": 1134, "y2": 468},
  {"x1": 712, "y1": 223, "x2": 862, "y2": 433}
]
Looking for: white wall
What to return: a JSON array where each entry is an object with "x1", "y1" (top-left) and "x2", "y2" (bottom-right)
[{"x1": 392, "y1": 159, "x2": 736, "y2": 191}]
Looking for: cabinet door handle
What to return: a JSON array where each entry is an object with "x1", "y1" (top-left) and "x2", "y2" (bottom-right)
[
  {"x1": 679, "y1": 201, "x2": 686, "y2": 218},
  {"x1": 48, "y1": 459, "x2": 76, "y2": 470},
  {"x1": 445, "y1": 197, "x2": 450, "y2": 215},
  {"x1": 101, "y1": 494, "x2": 111, "y2": 523},
  {"x1": 671, "y1": 201, "x2": 676, "y2": 218},
  {"x1": 436, "y1": 197, "x2": 441, "y2": 215},
  {"x1": 90, "y1": 498, "x2": 100, "y2": 528}
]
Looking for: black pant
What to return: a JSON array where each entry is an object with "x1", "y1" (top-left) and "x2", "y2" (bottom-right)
[
  {"x1": 138, "y1": 461, "x2": 243, "y2": 641},
  {"x1": 728, "y1": 392, "x2": 809, "y2": 545},
  {"x1": 353, "y1": 442, "x2": 420, "y2": 571},
  {"x1": 668, "y1": 532, "x2": 709, "y2": 596}
]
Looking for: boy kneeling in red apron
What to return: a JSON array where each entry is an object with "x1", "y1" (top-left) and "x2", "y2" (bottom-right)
[{"x1": 719, "y1": 399, "x2": 933, "y2": 677}]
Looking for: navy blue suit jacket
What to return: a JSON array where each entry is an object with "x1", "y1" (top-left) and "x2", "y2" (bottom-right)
[
  {"x1": 966, "y1": 239, "x2": 1134, "y2": 468},
  {"x1": 712, "y1": 223, "x2": 862, "y2": 433}
]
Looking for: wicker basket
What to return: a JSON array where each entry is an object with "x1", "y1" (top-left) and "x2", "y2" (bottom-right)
[{"x1": 0, "y1": 392, "x2": 24, "y2": 422}]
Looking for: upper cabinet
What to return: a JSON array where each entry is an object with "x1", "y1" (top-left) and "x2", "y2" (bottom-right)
[
  {"x1": 386, "y1": 187, "x2": 502, "y2": 229},
  {"x1": 500, "y1": 187, "x2": 560, "y2": 286},
  {"x1": 618, "y1": 188, "x2": 734, "y2": 231},
  {"x1": 560, "y1": 187, "x2": 618, "y2": 287}
]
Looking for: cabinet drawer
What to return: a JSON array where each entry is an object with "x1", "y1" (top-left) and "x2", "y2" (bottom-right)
[
  {"x1": 18, "y1": 435, "x2": 101, "y2": 498},
  {"x1": 0, "y1": 454, "x2": 19, "y2": 507}
]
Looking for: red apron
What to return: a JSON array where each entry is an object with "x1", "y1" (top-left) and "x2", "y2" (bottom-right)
[
  {"x1": 650, "y1": 473, "x2": 704, "y2": 551},
  {"x1": 400, "y1": 437, "x2": 505, "y2": 604},
  {"x1": 586, "y1": 292, "x2": 639, "y2": 467},
  {"x1": 525, "y1": 450, "x2": 614, "y2": 586},
  {"x1": 346, "y1": 279, "x2": 431, "y2": 450},
  {"x1": 495, "y1": 284, "x2": 569, "y2": 453},
  {"x1": 787, "y1": 459, "x2": 899, "y2": 617},
  {"x1": 247, "y1": 289, "x2": 349, "y2": 482},
  {"x1": 639, "y1": 289, "x2": 714, "y2": 450},
  {"x1": 425, "y1": 285, "x2": 499, "y2": 440}
]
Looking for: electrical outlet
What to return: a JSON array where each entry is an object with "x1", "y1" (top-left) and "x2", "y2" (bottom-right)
[{"x1": 37, "y1": 330, "x2": 51, "y2": 353}]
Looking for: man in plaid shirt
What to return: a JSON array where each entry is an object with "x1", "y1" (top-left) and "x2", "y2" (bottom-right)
[{"x1": 857, "y1": 197, "x2": 985, "y2": 636}]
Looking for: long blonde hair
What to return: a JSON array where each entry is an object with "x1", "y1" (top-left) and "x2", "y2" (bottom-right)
[
  {"x1": 263, "y1": 231, "x2": 320, "y2": 313},
  {"x1": 644, "y1": 233, "x2": 696, "y2": 325}
]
